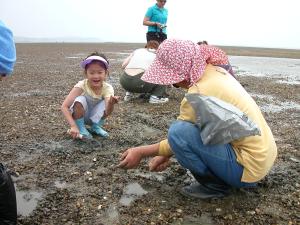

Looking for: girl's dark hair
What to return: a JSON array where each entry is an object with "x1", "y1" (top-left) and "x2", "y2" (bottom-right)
[
  {"x1": 146, "y1": 40, "x2": 160, "y2": 50},
  {"x1": 197, "y1": 40, "x2": 208, "y2": 45},
  {"x1": 86, "y1": 51, "x2": 109, "y2": 66}
]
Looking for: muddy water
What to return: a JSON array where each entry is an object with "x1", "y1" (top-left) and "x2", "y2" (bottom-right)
[
  {"x1": 230, "y1": 55, "x2": 300, "y2": 84},
  {"x1": 119, "y1": 182, "x2": 148, "y2": 206},
  {"x1": 16, "y1": 189, "x2": 43, "y2": 216}
]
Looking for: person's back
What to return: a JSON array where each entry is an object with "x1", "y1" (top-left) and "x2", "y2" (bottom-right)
[
  {"x1": 125, "y1": 48, "x2": 156, "y2": 74},
  {"x1": 120, "y1": 40, "x2": 168, "y2": 103}
]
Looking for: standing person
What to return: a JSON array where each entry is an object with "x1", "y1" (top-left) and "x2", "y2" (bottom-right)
[
  {"x1": 143, "y1": 0, "x2": 168, "y2": 44},
  {"x1": 0, "y1": 20, "x2": 17, "y2": 225},
  {"x1": 118, "y1": 39, "x2": 277, "y2": 199},
  {"x1": 61, "y1": 52, "x2": 119, "y2": 139},
  {"x1": 120, "y1": 40, "x2": 168, "y2": 104}
]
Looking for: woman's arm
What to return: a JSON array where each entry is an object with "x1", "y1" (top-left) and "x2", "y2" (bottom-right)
[
  {"x1": 121, "y1": 53, "x2": 133, "y2": 69},
  {"x1": 118, "y1": 143, "x2": 160, "y2": 169},
  {"x1": 143, "y1": 16, "x2": 158, "y2": 27}
]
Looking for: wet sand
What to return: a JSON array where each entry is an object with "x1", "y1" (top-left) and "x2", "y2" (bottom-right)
[{"x1": 0, "y1": 43, "x2": 299, "y2": 225}]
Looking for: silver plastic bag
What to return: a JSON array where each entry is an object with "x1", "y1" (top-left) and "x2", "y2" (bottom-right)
[{"x1": 185, "y1": 93, "x2": 261, "y2": 145}]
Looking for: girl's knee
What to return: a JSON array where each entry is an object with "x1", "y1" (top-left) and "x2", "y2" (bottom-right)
[
  {"x1": 74, "y1": 96, "x2": 87, "y2": 106},
  {"x1": 72, "y1": 98, "x2": 87, "y2": 119},
  {"x1": 73, "y1": 103, "x2": 84, "y2": 119}
]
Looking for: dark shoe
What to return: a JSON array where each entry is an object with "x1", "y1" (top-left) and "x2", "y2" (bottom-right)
[
  {"x1": 180, "y1": 183, "x2": 229, "y2": 199},
  {"x1": 138, "y1": 93, "x2": 151, "y2": 100}
]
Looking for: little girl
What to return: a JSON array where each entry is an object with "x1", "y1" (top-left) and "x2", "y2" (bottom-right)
[{"x1": 61, "y1": 52, "x2": 119, "y2": 139}]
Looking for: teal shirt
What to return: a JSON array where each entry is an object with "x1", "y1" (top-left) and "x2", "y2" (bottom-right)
[{"x1": 145, "y1": 4, "x2": 168, "y2": 34}]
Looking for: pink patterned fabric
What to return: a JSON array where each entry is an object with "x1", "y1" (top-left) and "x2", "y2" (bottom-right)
[
  {"x1": 142, "y1": 39, "x2": 230, "y2": 85},
  {"x1": 199, "y1": 44, "x2": 229, "y2": 66}
]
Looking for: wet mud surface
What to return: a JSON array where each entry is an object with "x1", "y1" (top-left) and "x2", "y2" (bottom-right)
[{"x1": 1, "y1": 43, "x2": 299, "y2": 224}]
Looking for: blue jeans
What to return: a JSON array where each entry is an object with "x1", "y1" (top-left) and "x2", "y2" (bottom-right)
[{"x1": 168, "y1": 120, "x2": 256, "y2": 188}]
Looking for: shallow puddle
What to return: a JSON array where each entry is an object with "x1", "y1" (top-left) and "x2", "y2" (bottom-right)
[
  {"x1": 276, "y1": 80, "x2": 300, "y2": 85},
  {"x1": 16, "y1": 189, "x2": 43, "y2": 216},
  {"x1": 230, "y1": 56, "x2": 300, "y2": 83},
  {"x1": 98, "y1": 203, "x2": 120, "y2": 225},
  {"x1": 249, "y1": 92, "x2": 300, "y2": 113},
  {"x1": 250, "y1": 92, "x2": 275, "y2": 101},
  {"x1": 134, "y1": 171, "x2": 165, "y2": 182},
  {"x1": 260, "y1": 101, "x2": 300, "y2": 113},
  {"x1": 54, "y1": 180, "x2": 68, "y2": 189},
  {"x1": 172, "y1": 213, "x2": 215, "y2": 225},
  {"x1": 65, "y1": 56, "x2": 81, "y2": 59},
  {"x1": 119, "y1": 182, "x2": 148, "y2": 206}
]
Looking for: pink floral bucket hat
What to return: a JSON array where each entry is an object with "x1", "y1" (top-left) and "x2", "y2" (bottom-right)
[{"x1": 142, "y1": 39, "x2": 229, "y2": 86}]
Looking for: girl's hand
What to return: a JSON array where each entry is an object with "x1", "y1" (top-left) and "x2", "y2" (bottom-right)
[
  {"x1": 109, "y1": 96, "x2": 120, "y2": 105},
  {"x1": 149, "y1": 156, "x2": 171, "y2": 172},
  {"x1": 69, "y1": 126, "x2": 80, "y2": 139},
  {"x1": 117, "y1": 147, "x2": 143, "y2": 169}
]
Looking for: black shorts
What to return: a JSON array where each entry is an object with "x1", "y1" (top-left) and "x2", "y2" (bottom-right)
[{"x1": 146, "y1": 32, "x2": 167, "y2": 44}]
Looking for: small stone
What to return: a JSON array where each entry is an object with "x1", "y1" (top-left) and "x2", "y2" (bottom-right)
[
  {"x1": 86, "y1": 171, "x2": 92, "y2": 176},
  {"x1": 176, "y1": 209, "x2": 183, "y2": 213},
  {"x1": 246, "y1": 210, "x2": 255, "y2": 215}
]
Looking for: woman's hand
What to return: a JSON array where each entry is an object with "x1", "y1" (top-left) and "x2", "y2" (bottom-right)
[
  {"x1": 118, "y1": 147, "x2": 143, "y2": 169},
  {"x1": 155, "y1": 22, "x2": 166, "y2": 29},
  {"x1": 149, "y1": 156, "x2": 171, "y2": 172}
]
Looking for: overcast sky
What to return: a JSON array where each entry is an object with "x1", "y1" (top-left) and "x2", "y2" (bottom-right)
[{"x1": 1, "y1": 0, "x2": 299, "y2": 49}]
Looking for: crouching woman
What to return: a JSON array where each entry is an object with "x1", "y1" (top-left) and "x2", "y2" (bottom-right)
[{"x1": 118, "y1": 39, "x2": 277, "y2": 199}]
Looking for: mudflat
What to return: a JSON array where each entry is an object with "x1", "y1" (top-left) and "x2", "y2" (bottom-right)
[{"x1": 1, "y1": 43, "x2": 299, "y2": 225}]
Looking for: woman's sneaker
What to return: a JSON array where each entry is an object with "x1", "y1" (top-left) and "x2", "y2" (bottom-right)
[
  {"x1": 149, "y1": 95, "x2": 169, "y2": 104},
  {"x1": 124, "y1": 92, "x2": 134, "y2": 101}
]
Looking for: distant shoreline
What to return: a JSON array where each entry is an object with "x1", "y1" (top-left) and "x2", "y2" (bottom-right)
[{"x1": 15, "y1": 42, "x2": 300, "y2": 59}]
